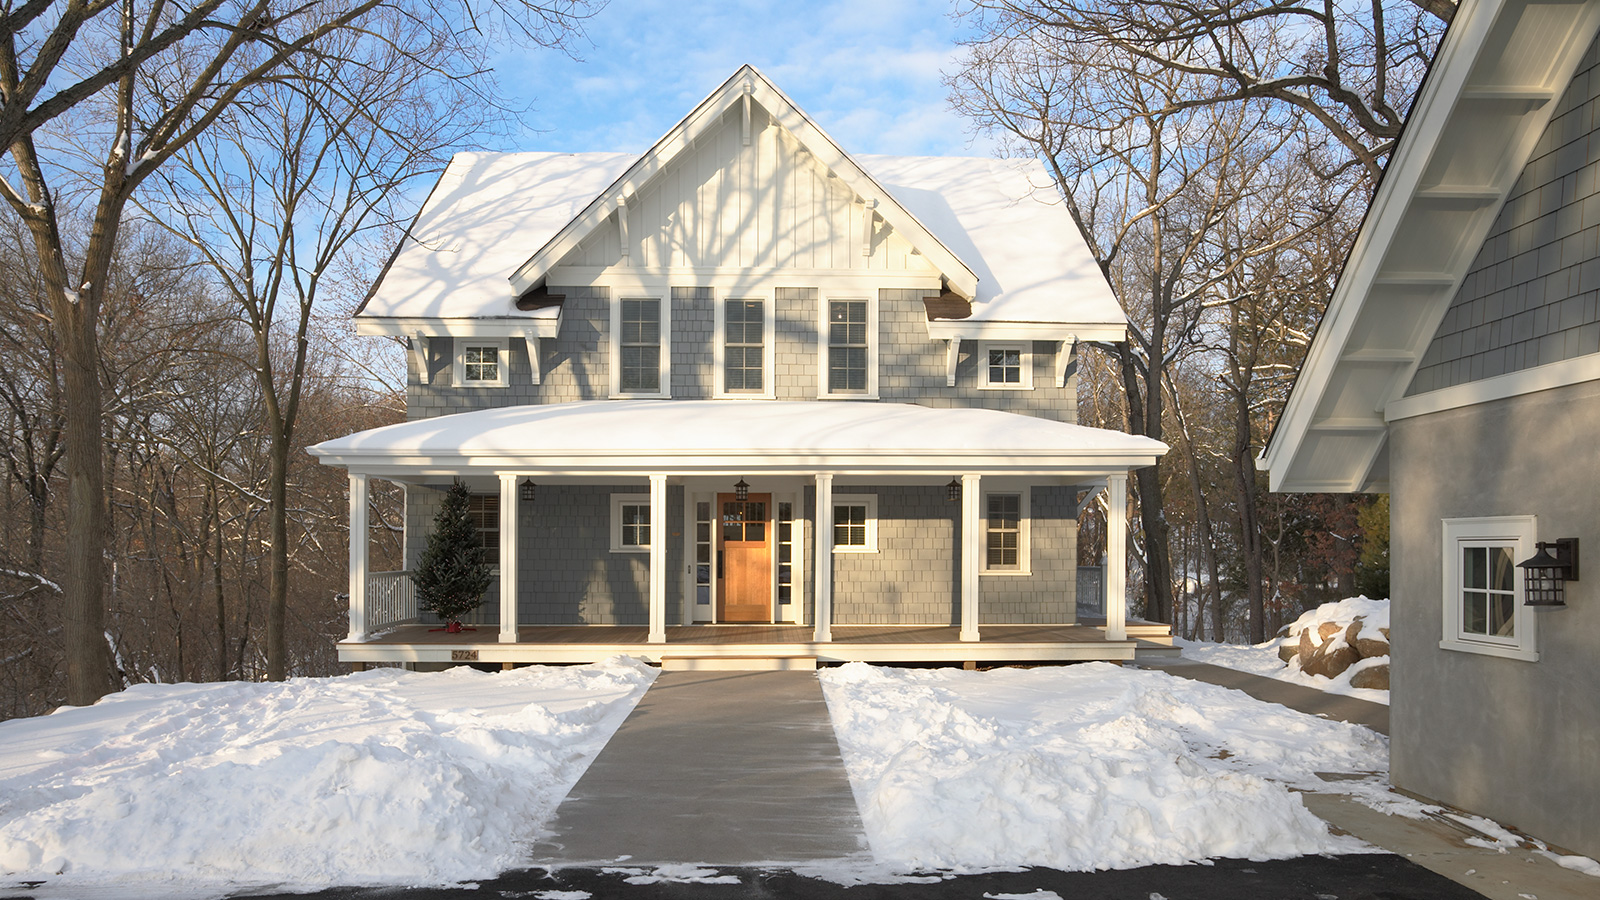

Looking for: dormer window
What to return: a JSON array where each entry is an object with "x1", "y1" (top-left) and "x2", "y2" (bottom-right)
[{"x1": 453, "y1": 338, "x2": 508, "y2": 388}]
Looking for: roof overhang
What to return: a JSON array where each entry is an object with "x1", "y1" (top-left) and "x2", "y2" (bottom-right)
[
  {"x1": 353, "y1": 316, "x2": 561, "y2": 339},
  {"x1": 308, "y1": 400, "x2": 1168, "y2": 479},
  {"x1": 926, "y1": 320, "x2": 1127, "y2": 343},
  {"x1": 1262, "y1": 0, "x2": 1600, "y2": 493},
  {"x1": 507, "y1": 65, "x2": 981, "y2": 300}
]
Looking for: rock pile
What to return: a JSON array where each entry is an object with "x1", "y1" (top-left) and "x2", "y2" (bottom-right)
[{"x1": 1274, "y1": 601, "x2": 1391, "y2": 690}]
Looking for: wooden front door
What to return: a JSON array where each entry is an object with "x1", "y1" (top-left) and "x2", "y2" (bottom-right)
[{"x1": 717, "y1": 492, "x2": 772, "y2": 623}]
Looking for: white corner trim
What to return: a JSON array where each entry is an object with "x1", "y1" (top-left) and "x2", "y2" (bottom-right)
[{"x1": 1387, "y1": 353, "x2": 1600, "y2": 421}]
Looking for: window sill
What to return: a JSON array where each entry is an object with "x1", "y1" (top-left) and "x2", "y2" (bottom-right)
[
  {"x1": 982, "y1": 568, "x2": 1032, "y2": 576},
  {"x1": 714, "y1": 391, "x2": 776, "y2": 400},
  {"x1": 610, "y1": 390, "x2": 671, "y2": 400},
  {"x1": 610, "y1": 546, "x2": 650, "y2": 554},
  {"x1": 458, "y1": 381, "x2": 509, "y2": 389},
  {"x1": 978, "y1": 383, "x2": 1033, "y2": 391},
  {"x1": 832, "y1": 546, "x2": 878, "y2": 554},
  {"x1": 817, "y1": 392, "x2": 879, "y2": 401},
  {"x1": 1438, "y1": 637, "x2": 1539, "y2": 662}
]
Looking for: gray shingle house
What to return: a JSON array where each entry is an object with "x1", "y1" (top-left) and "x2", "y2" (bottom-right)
[
  {"x1": 1263, "y1": 0, "x2": 1600, "y2": 861},
  {"x1": 311, "y1": 66, "x2": 1167, "y2": 670}
]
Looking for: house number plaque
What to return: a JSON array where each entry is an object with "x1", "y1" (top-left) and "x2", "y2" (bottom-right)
[{"x1": 451, "y1": 650, "x2": 480, "y2": 662}]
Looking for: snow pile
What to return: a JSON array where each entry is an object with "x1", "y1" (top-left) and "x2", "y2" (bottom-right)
[
  {"x1": 0, "y1": 658, "x2": 655, "y2": 893},
  {"x1": 1179, "y1": 597, "x2": 1391, "y2": 703},
  {"x1": 818, "y1": 662, "x2": 1383, "y2": 872}
]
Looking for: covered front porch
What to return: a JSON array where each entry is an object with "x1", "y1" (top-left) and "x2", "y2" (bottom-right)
[{"x1": 310, "y1": 400, "x2": 1169, "y2": 666}]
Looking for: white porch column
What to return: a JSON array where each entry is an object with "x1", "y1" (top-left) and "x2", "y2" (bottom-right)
[
  {"x1": 814, "y1": 473, "x2": 834, "y2": 642},
  {"x1": 960, "y1": 474, "x2": 981, "y2": 642},
  {"x1": 648, "y1": 474, "x2": 668, "y2": 643},
  {"x1": 1105, "y1": 473, "x2": 1128, "y2": 641},
  {"x1": 347, "y1": 473, "x2": 369, "y2": 642},
  {"x1": 498, "y1": 474, "x2": 520, "y2": 643}
]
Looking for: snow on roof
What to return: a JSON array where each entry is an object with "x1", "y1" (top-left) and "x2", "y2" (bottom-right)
[
  {"x1": 358, "y1": 151, "x2": 634, "y2": 320},
  {"x1": 308, "y1": 400, "x2": 1167, "y2": 471},
  {"x1": 359, "y1": 151, "x2": 1121, "y2": 328},
  {"x1": 862, "y1": 155, "x2": 1122, "y2": 327}
]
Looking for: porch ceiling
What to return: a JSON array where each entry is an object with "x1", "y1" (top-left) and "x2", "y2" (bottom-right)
[{"x1": 307, "y1": 400, "x2": 1168, "y2": 477}]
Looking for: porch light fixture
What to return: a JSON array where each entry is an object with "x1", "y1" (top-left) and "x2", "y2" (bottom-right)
[
  {"x1": 519, "y1": 479, "x2": 537, "y2": 503},
  {"x1": 1518, "y1": 538, "x2": 1579, "y2": 607},
  {"x1": 947, "y1": 478, "x2": 961, "y2": 502},
  {"x1": 734, "y1": 478, "x2": 750, "y2": 501}
]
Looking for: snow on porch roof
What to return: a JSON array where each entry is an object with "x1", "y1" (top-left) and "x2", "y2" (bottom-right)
[
  {"x1": 308, "y1": 401, "x2": 1167, "y2": 475},
  {"x1": 356, "y1": 151, "x2": 1124, "y2": 331}
]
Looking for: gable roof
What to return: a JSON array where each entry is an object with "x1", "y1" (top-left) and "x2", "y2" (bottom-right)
[{"x1": 1261, "y1": 0, "x2": 1600, "y2": 493}]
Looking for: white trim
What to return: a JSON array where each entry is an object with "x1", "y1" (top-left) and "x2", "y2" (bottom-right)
[
  {"x1": 409, "y1": 333, "x2": 430, "y2": 386},
  {"x1": 610, "y1": 493, "x2": 653, "y2": 553},
  {"x1": 981, "y1": 488, "x2": 1031, "y2": 575},
  {"x1": 497, "y1": 475, "x2": 519, "y2": 644},
  {"x1": 453, "y1": 337, "x2": 510, "y2": 388},
  {"x1": 347, "y1": 473, "x2": 370, "y2": 642},
  {"x1": 819, "y1": 292, "x2": 879, "y2": 399},
  {"x1": 814, "y1": 474, "x2": 834, "y2": 642},
  {"x1": 978, "y1": 341, "x2": 1033, "y2": 390},
  {"x1": 356, "y1": 317, "x2": 561, "y2": 339},
  {"x1": 713, "y1": 291, "x2": 777, "y2": 399},
  {"x1": 776, "y1": 492, "x2": 804, "y2": 624},
  {"x1": 1104, "y1": 473, "x2": 1127, "y2": 641},
  {"x1": 609, "y1": 294, "x2": 671, "y2": 398},
  {"x1": 1386, "y1": 354, "x2": 1600, "y2": 421},
  {"x1": 522, "y1": 330, "x2": 542, "y2": 386},
  {"x1": 960, "y1": 474, "x2": 981, "y2": 642},
  {"x1": 648, "y1": 475, "x2": 667, "y2": 643},
  {"x1": 1440, "y1": 515, "x2": 1540, "y2": 662},
  {"x1": 830, "y1": 493, "x2": 878, "y2": 553},
  {"x1": 552, "y1": 268, "x2": 942, "y2": 293},
  {"x1": 927, "y1": 320, "x2": 1124, "y2": 343}
]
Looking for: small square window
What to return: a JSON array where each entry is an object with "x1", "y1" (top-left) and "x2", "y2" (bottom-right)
[
  {"x1": 610, "y1": 494, "x2": 652, "y2": 552},
  {"x1": 831, "y1": 494, "x2": 878, "y2": 552},
  {"x1": 979, "y1": 342, "x2": 1032, "y2": 390},
  {"x1": 1441, "y1": 516, "x2": 1539, "y2": 661},
  {"x1": 453, "y1": 339, "x2": 508, "y2": 388}
]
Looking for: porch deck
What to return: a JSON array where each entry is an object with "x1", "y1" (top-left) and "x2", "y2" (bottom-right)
[{"x1": 340, "y1": 622, "x2": 1159, "y2": 666}]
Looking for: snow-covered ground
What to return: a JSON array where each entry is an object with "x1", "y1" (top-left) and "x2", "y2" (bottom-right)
[
  {"x1": 818, "y1": 661, "x2": 1387, "y2": 873},
  {"x1": 0, "y1": 657, "x2": 655, "y2": 896},
  {"x1": 1177, "y1": 597, "x2": 1391, "y2": 704}
]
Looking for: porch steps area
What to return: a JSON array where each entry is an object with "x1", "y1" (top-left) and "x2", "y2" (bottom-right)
[{"x1": 660, "y1": 654, "x2": 818, "y2": 671}]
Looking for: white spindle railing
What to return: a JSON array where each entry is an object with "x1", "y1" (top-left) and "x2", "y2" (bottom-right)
[{"x1": 365, "y1": 570, "x2": 416, "y2": 634}]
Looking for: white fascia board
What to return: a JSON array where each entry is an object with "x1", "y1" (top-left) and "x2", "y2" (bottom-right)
[
  {"x1": 510, "y1": 65, "x2": 981, "y2": 298},
  {"x1": 1386, "y1": 353, "x2": 1600, "y2": 421},
  {"x1": 927, "y1": 320, "x2": 1125, "y2": 342},
  {"x1": 354, "y1": 316, "x2": 561, "y2": 339},
  {"x1": 549, "y1": 267, "x2": 943, "y2": 293}
]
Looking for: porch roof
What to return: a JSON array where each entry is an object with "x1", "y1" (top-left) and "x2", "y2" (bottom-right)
[{"x1": 308, "y1": 400, "x2": 1167, "y2": 477}]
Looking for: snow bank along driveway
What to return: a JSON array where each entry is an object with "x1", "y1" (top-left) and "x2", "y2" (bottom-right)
[
  {"x1": 820, "y1": 662, "x2": 1385, "y2": 873},
  {"x1": 0, "y1": 657, "x2": 655, "y2": 894}
]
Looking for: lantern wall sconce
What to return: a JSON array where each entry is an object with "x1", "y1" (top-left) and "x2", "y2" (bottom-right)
[
  {"x1": 519, "y1": 479, "x2": 537, "y2": 503},
  {"x1": 1518, "y1": 538, "x2": 1578, "y2": 607},
  {"x1": 734, "y1": 478, "x2": 750, "y2": 501},
  {"x1": 946, "y1": 478, "x2": 961, "y2": 502}
]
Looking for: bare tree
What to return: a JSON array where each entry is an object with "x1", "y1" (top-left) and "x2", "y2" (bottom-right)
[{"x1": 0, "y1": 0, "x2": 593, "y2": 703}]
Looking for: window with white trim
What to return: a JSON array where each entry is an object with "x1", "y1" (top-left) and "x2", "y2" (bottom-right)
[
  {"x1": 1442, "y1": 516, "x2": 1540, "y2": 661},
  {"x1": 610, "y1": 494, "x2": 651, "y2": 552},
  {"x1": 612, "y1": 297, "x2": 669, "y2": 397},
  {"x1": 983, "y1": 490, "x2": 1031, "y2": 574},
  {"x1": 467, "y1": 494, "x2": 500, "y2": 565},
  {"x1": 453, "y1": 338, "x2": 508, "y2": 388},
  {"x1": 979, "y1": 341, "x2": 1032, "y2": 390},
  {"x1": 832, "y1": 494, "x2": 878, "y2": 552},
  {"x1": 717, "y1": 296, "x2": 773, "y2": 396},
  {"x1": 820, "y1": 295, "x2": 877, "y2": 398}
]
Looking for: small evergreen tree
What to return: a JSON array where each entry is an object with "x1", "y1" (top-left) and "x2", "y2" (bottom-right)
[{"x1": 412, "y1": 482, "x2": 493, "y2": 630}]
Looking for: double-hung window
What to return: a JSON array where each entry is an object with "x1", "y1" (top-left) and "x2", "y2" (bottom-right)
[
  {"x1": 611, "y1": 494, "x2": 651, "y2": 553},
  {"x1": 820, "y1": 295, "x2": 877, "y2": 398},
  {"x1": 453, "y1": 338, "x2": 508, "y2": 388},
  {"x1": 717, "y1": 296, "x2": 773, "y2": 396},
  {"x1": 983, "y1": 491, "x2": 1031, "y2": 574},
  {"x1": 1441, "y1": 516, "x2": 1539, "y2": 661},
  {"x1": 613, "y1": 297, "x2": 668, "y2": 397},
  {"x1": 467, "y1": 494, "x2": 500, "y2": 566}
]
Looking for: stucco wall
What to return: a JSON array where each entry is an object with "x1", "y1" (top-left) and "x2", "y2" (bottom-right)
[
  {"x1": 1389, "y1": 379, "x2": 1600, "y2": 858},
  {"x1": 1408, "y1": 34, "x2": 1600, "y2": 395}
]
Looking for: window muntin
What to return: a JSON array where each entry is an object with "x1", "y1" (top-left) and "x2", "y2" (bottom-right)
[
  {"x1": 828, "y1": 299, "x2": 868, "y2": 393},
  {"x1": 619, "y1": 299, "x2": 661, "y2": 393},
  {"x1": 695, "y1": 500, "x2": 713, "y2": 609},
  {"x1": 452, "y1": 339, "x2": 508, "y2": 388},
  {"x1": 467, "y1": 494, "x2": 499, "y2": 565},
  {"x1": 979, "y1": 342, "x2": 1033, "y2": 390},
  {"x1": 986, "y1": 494, "x2": 1021, "y2": 569},
  {"x1": 610, "y1": 494, "x2": 652, "y2": 552},
  {"x1": 831, "y1": 494, "x2": 877, "y2": 552},
  {"x1": 1441, "y1": 516, "x2": 1539, "y2": 661},
  {"x1": 724, "y1": 299, "x2": 764, "y2": 392}
]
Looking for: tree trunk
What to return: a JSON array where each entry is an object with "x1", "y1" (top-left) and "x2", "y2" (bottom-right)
[{"x1": 266, "y1": 427, "x2": 289, "y2": 681}]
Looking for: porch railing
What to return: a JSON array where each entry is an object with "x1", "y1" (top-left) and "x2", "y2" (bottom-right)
[{"x1": 365, "y1": 570, "x2": 417, "y2": 634}]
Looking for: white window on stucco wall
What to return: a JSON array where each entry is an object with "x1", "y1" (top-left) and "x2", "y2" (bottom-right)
[{"x1": 1441, "y1": 516, "x2": 1540, "y2": 661}]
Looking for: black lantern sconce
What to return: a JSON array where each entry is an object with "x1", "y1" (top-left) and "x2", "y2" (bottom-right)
[
  {"x1": 734, "y1": 478, "x2": 750, "y2": 501},
  {"x1": 946, "y1": 478, "x2": 961, "y2": 502},
  {"x1": 519, "y1": 479, "x2": 537, "y2": 503},
  {"x1": 1518, "y1": 538, "x2": 1578, "y2": 607}
]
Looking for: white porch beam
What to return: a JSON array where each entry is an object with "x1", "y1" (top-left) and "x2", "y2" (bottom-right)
[
  {"x1": 814, "y1": 473, "x2": 834, "y2": 642},
  {"x1": 1105, "y1": 473, "x2": 1128, "y2": 642},
  {"x1": 649, "y1": 474, "x2": 668, "y2": 643},
  {"x1": 960, "y1": 474, "x2": 981, "y2": 642},
  {"x1": 498, "y1": 474, "x2": 519, "y2": 644},
  {"x1": 945, "y1": 337, "x2": 961, "y2": 387},
  {"x1": 347, "y1": 473, "x2": 370, "y2": 642}
]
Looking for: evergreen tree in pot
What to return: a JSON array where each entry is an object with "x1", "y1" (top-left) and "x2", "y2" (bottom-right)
[{"x1": 411, "y1": 482, "x2": 493, "y2": 632}]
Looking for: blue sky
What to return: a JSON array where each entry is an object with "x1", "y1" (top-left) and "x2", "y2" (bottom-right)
[{"x1": 496, "y1": 0, "x2": 995, "y2": 157}]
